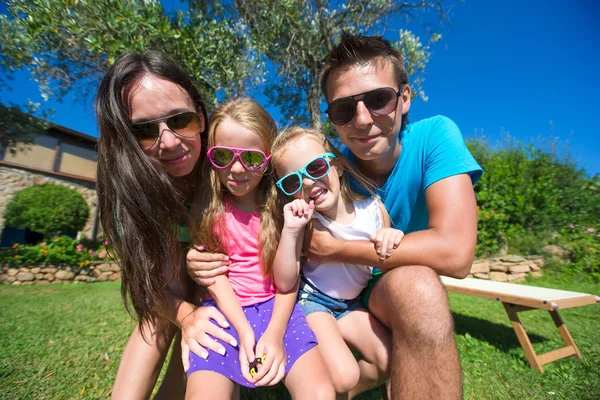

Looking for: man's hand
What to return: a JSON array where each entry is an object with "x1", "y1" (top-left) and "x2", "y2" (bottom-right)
[
  {"x1": 180, "y1": 306, "x2": 237, "y2": 373},
  {"x1": 186, "y1": 244, "x2": 230, "y2": 286},
  {"x1": 302, "y1": 219, "x2": 342, "y2": 264}
]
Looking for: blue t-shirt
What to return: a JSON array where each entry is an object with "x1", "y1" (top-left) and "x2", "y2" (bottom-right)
[{"x1": 341, "y1": 115, "x2": 483, "y2": 234}]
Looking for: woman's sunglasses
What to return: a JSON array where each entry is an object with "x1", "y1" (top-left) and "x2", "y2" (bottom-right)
[
  {"x1": 326, "y1": 87, "x2": 401, "y2": 126},
  {"x1": 276, "y1": 153, "x2": 337, "y2": 196},
  {"x1": 207, "y1": 146, "x2": 271, "y2": 172},
  {"x1": 131, "y1": 111, "x2": 203, "y2": 149}
]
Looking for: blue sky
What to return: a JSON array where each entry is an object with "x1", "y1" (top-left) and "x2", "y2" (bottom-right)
[{"x1": 1, "y1": 1, "x2": 599, "y2": 176}]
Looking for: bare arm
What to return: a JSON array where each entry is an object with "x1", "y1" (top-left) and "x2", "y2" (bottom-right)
[
  {"x1": 207, "y1": 276, "x2": 252, "y2": 335},
  {"x1": 266, "y1": 282, "x2": 299, "y2": 337},
  {"x1": 252, "y1": 281, "x2": 300, "y2": 386},
  {"x1": 272, "y1": 226, "x2": 304, "y2": 292},
  {"x1": 273, "y1": 199, "x2": 314, "y2": 292},
  {"x1": 304, "y1": 174, "x2": 478, "y2": 278}
]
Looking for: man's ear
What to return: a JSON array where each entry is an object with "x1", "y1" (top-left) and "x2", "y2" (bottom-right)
[{"x1": 400, "y1": 84, "x2": 411, "y2": 115}]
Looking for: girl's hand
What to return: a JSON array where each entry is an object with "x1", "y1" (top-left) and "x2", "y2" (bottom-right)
[
  {"x1": 238, "y1": 328, "x2": 256, "y2": 383},
  {"x1": 180, "y1": 306, "x2": 238, "y2": 373},
  {"x1": 283, "y1": 199, "x2": 315, "y2": 232},
  {"x1": 187, "y1": 244, "x2": 231, "y2": 286},
  {"x1": 252, "y1": 329, "x2": 287, "y2": 386},
  {"x1": 370, "y1": 228, "x2": 404, "y2": 260}
]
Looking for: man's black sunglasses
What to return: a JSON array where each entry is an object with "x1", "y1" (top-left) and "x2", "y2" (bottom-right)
[{"x1": 326, "y1": 87, "x2": 401, "y2": 126}]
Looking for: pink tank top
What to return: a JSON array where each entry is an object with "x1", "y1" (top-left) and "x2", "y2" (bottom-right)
[{"x1": 220, "y1": 198, "x2": 276, "y2": 306}]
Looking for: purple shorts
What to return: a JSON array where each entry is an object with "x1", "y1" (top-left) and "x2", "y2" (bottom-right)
[{"x1": 186, "y1": 297, "x2": 317, "y2": 387}]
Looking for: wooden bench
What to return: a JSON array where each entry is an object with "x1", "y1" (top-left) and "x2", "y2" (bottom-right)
[{"x1": 441, "y1": 276, "x2": 600, "y2": 373}]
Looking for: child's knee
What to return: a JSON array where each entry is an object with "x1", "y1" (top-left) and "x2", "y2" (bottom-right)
[
  {"x1": 330, "y1": 362, "x2": 360, "y2": 393},
  {"x1": 304, "y1": 378, "x2": 336, "y2": 400}
]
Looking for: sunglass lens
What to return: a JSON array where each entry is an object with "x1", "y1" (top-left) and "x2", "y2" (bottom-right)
[
  {"x1": 167, "y1": 112, "x2": 201, "y2": 137},
  {"x1": 328, "y1": 98, "x2": 356, "y2": 126},
  {"x1": 241, "y1": 151, "x2": 266, "y2": 171},
  {"x1": 281, "y1": 175, "x2": 301, "y2": 195},
  {"x1": 365, "y1": 88, "x2": 397, "y2": 114},
  {"x1": 211, "y1": 148, "x2": 234, "y2": 167},
  {"x1": 132, "y1": 123, "x2": 159, "y2": 148},
  {"x1": 305, "y1": 158, "x2": 330, "y2": 179}
]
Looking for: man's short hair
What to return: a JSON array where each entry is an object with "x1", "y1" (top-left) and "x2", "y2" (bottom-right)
[{"x1": 320, "y1": 32, "x2": 409, "y2": 131}]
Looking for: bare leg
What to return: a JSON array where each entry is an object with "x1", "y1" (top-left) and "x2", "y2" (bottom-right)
[
  {"x1": 153, "y1": 332, "x2": 186, "y2": 400},
  {"x1": 112, "y1": 323, "x2": 175, "y2": 400},
  {"x1": 336, "y1": 309, "x2": 391, "y2": 398},
  {"x1": 368, "y1": 266, "x2": 461, "y2": 400},
  {"x1": 185, "y1": 371, "x2": 236, "y2": 400},
  {"x1": 283, "y1": 347, "x2": 336, "y2": 400},
  {"x1": 306, "y1": 312, "x2": 360, "y2": 396}
]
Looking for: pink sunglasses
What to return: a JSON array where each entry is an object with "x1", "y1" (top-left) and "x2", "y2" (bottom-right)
[{"x1": 207, "y1": 146, "x2": 271, "y2": 172}]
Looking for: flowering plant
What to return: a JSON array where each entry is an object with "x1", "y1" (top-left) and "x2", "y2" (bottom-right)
[{"x1": 0, "y1": 236, "x2": 114, "y2": 267}]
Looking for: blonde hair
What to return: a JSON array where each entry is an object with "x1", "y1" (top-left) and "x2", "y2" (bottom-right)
[
  {"x1": 191, "y1": 98, "x2": 278, "y2": 275},
  {"x1": 262, "y1": 127, "x2": 380, "y2": 269}
]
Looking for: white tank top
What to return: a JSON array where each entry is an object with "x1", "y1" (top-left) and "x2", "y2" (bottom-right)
[{"x1": 303, "y1": 196, "x2": 383, "y2": 300}]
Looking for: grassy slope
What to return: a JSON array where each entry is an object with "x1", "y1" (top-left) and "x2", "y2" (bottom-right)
[{"x1": 1, "y1": 276, "x2": 598, "y2": 399}]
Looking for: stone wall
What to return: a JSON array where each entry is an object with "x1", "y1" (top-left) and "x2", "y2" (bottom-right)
[
  {"x1": 468, "y1": 255, "x2": 545, "y2": 282},
  {"x1": 0, "y1": 165, "x2": 99, "y2": 240},
  {"x1": 0, "y1": 262, "x2": 120, "y2": 285},
  {"x1": 1, "y1": 254, "x2": 546, "y2": 286}
]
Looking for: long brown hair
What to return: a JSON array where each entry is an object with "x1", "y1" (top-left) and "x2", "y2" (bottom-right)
[
  {"x1": 191, "y1": 98, "x2": 278, "y2": 276},
  {"x1": 264, "y1": 127, "x2": 379, "y2": 270},
  {"x1": 95, "y1": 51, "x2": 208, "y2": 336}
]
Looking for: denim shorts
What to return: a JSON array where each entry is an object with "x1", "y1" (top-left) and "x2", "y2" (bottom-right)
[{"x1": 298, "y1": 277, "x2": 364, "y2": 320}]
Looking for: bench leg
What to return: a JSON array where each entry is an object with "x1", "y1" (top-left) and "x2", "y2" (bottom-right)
[
  {"x1": 503, "y1": 303, "x2": 583, "y2": 373},
  {"x1": 503, "y1": 303, "x2": 544, "y2": 372}
]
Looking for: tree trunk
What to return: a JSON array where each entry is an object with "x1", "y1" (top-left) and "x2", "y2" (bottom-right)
[{"x1": 308, "y1": 82, "x2": 322, "y2": 130}]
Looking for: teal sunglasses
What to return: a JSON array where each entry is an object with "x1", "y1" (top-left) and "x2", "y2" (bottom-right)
[{"x1": 276, "y1": 153, "x2": 337, "y2": 196}]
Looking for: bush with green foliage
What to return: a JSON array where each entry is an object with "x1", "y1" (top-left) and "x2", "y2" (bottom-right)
[
  {"x1": 468, "y1": 137, "x2": 600, "y2": 281},
  {"x1": 0, "y1": 236, "x2": 112, "y2": 267},
  {"x1": 4, "y1": 184, "x2": 89, "y2": 238},
  {"x1": 554, "y1": 224, "x2": 600, "y2": 282}
]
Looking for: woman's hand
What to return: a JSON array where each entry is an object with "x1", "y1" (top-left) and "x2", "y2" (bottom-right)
[
  {"x1": 370, "y1": 227, "x2": 404, "y2": 260},
  {"x1": 237, "y1": 328, "x2": 256, "y2": 383},
  {"x1": 180, "y1": 306, "x2": 237, "y2": 373},
  {"x1": 186, "y1": 244, "x2": 231, "y2": 286},
  {"x1": 252, "y1": 328, "x2": 287, "y2": 387},
  {"x1": 283, "y1": 199, "x2": 315, "y2": 233}
]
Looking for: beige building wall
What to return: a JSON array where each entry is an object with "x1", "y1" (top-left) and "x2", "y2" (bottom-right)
[
  {"x1": 58, "y1": 143, "x2": 97, "y2": 180},
  {"x1": 3, "y1": 135, "x2": 58, "y2": 170}
]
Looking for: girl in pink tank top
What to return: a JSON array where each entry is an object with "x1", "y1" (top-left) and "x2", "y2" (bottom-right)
[{"x1": 185, "y1": 99, "x2": 334, "y2": 399}]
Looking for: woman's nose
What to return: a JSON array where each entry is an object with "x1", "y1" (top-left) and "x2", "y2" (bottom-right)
[{"x1": 158, "y1": 122, "x2": 181, "y2": 150}]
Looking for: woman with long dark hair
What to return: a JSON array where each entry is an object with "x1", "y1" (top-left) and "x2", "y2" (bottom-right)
[{"x1": 96, "y1": 51, "x2": 234, "y2": 399}]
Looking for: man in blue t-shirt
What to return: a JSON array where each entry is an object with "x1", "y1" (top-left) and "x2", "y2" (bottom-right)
[{"x1": 305, "y1": 32, "x2": 483, "y2": 399}]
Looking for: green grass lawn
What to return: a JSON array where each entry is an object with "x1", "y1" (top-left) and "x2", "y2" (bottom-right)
[{"x1": 1, "y1": 275, "x2": 599, "y2": 399}]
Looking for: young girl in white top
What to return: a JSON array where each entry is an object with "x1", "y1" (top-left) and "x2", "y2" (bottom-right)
[{"x1": 269, "y1": 127, "x2": 404, "y2": 398}]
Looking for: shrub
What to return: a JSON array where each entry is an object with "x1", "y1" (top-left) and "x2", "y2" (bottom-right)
[
  {"x1": 468, "y1": 137, "x2": 600, "y2": 259},
  {"x1": 555, "y1": 223, "x2": 600, "y2": 282},
  {"x1": 476, "y1": 206, "x2": 509, "y2": 256},
  {"x1": 4, "y1": 184, "x2": 89, "y2": 238}
]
